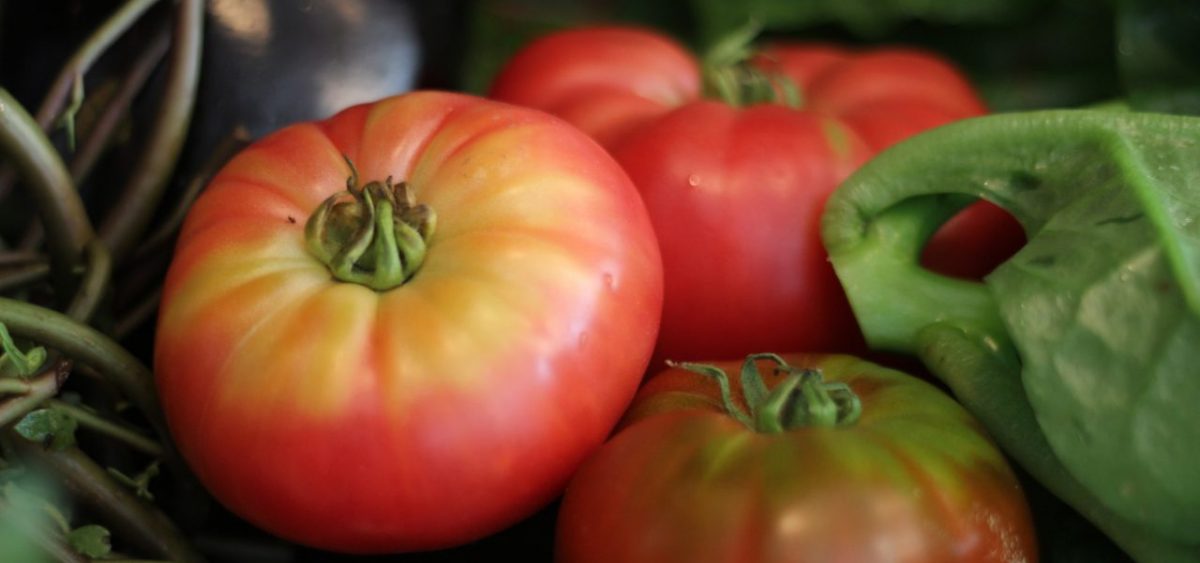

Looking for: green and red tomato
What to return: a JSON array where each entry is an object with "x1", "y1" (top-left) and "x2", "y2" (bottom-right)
[{"x1": 556, "y1": 353, "x2": 1038, "y2": 563}]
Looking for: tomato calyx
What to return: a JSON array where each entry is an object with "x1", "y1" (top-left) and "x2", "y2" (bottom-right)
[
  {"x1": 305, "y1": 157, "x2": 436, "y2": 291},
  {"x1": 700, "y1": 22, "x2": 802, "y2": 109},
  {"x1": 670, "y1": 353, "x2": 861, "y2": 432}
]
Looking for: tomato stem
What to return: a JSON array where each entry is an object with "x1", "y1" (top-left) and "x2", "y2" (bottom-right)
[
  {"x1": 675, "y1": 354, "x2": 861, "y2": 433},
  {"x1": 699, "y1": 21, "x2": 802, "y2": 109},
  {"x1": 306, "y1": 158, "x2": 436, "y2": 291},
  {"x1": 670, "y1": 360, "x2": 755, "y2": 428}
]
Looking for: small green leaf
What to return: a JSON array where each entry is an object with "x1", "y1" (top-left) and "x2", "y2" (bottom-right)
[
  {"x1": 14, "y1": 409, "x2": 77, "y2": 450},
  {"x1": 107, "y1": 461, "x2": 159, "y2": 502},
  {"x1": 0, "y1": 323, "x2": 46, "y2": 378},
  {"x1": 67, "y1": 525, "x2": 111, "y2": 558}
]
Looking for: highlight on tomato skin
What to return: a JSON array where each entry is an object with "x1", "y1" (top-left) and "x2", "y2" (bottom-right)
[
  {"x1": 555, "y1": 353, "x2": 1039, "y2": 563},
  {"x1": 153, "y1": 90, "x2": 664, "y2": 554}
]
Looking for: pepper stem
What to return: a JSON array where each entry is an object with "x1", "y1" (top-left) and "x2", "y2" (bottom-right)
[
  {"x1": 305, "y1": 157, "x2": 436, "y2": 291},
  {"x1": 672, "y1": 354, "x2": 861, "y2": 433}
]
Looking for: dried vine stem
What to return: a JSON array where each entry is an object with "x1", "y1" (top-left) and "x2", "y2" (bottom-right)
[
  {"x1": 70, "y1": 24, "x2": 172, "y2": 189},
  {"x1": 99, "y1": 0, "x2": 204, "y2": 262},
  {"x1": 0, "y1": 89, "x2": 94, "y2": 286},
  {"x1": 7, "y1": 439, "x2": 205, "y2": 563},
  {"x1": 0, "y1": 0, "x2": 163, "y2": 202},
  {"x1": 0, "y1": 298, "x2": 162, "y2": 441}
]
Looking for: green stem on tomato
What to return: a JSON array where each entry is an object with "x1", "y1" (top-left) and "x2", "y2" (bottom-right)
[
  {"x1": 667, "y1": 360, "x2": 754, "y2": 428},
  {"x1": 0, "y1": 89, "x2": 95, "y2": 289},
  {"x1": 674, "y1": 354, "x2": 861, "y2": 433},
  {"x1": 98, "y1": 0, "x2": 203, "y2": 262},
  {"x1": 45, "y1": 399, "x2": 164, "y2": 459},
  {"x1": 306, "y1": 160, "x2": 437, "y2": 291},
  {"x1": 699, "y1": 20, "x2": 802, "y2": 109}
]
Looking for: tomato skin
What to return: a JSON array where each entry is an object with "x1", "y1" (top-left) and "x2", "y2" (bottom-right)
[
  {"x1": 492, "y1": 27, "x2": 1023, "y2": 362},
  {"x1": 556, "y1": 354, "x2": 1038, "y2": 563},
  {"x1": 154, "y1": 92, "x2": 663, "y2": 553},
  {"x1": 613, "y1": 101, "x2": 871, "y2": 361},
  {"x1": 489, "y1": 26, "x2": 700, "y2": 148}
]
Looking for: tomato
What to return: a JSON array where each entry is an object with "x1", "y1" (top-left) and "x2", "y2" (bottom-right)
[
  {"x1": 153, "y1": 91, "x2": 663, "y2": 553},
  {"x1": 491, "y1": 27, "x2": 1024, "y2": 363},
  {"x1": 556, "y1": 353, "x2": 1038, "y2": 563}
]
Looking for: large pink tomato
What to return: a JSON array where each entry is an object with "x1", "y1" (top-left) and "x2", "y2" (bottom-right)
[{"x1": 154, "y1": 91, "x2": 663, "y2": 553}]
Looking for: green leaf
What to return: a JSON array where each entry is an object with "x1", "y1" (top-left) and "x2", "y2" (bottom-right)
[
  {"x1": 14, "y1": 409, "x2": 78, "y2": 450},
  {"x1": 66, "y1": 525, "x2": 111, "y2": 558},
  {"x1": 823, "y1": 110, "x2": 1200, "y2": 557},
  {"x1": 0, "y1": 323, "x2": 46, "y2": 378}
]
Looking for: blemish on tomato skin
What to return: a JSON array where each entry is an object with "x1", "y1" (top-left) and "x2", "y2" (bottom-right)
[{"x1": 820, "y1": 118, "x2": 854, "y2": 160}]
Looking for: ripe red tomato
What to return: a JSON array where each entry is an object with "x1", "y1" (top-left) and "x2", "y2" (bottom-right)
[
  {"x1": 556, "y1": 353, "x2": 1038, "y2": 563},
  {"x1": 491, "y1": 27, "x2": 1023, "y2": 363},
  {"x1": 154, "y1": 91, "x2": 663, "y2": 553}
]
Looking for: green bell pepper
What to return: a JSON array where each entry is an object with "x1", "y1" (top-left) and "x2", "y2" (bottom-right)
[{"x1": 822, "y1": 109, "x2": 1200, "y2": 562}]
